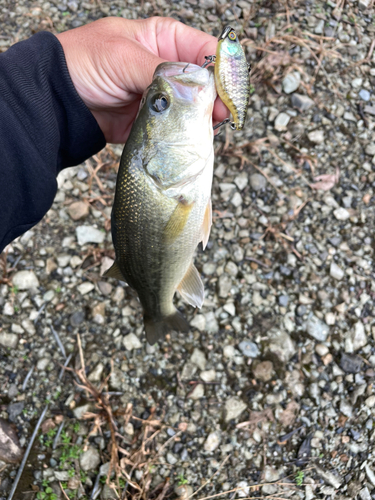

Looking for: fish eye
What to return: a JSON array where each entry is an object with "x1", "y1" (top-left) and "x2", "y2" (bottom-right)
[
  {"x1": 151, "y1": 94, "x2": 169, "y2": 113},
  {"x1": 228, "y1": 31, "x2": 237, "y2": 41}
]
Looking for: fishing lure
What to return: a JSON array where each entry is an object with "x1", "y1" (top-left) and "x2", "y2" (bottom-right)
[{"x1": 203, "y1": 26, "x2": 250, "y2": 130}]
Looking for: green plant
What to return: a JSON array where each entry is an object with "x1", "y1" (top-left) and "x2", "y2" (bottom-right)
[
  {"x1": 119, "y1": 478, "x2": 126, "y2": 488},
  {"x1": 11, "y1": 285, "x2": 18, "y2": 294},
  {"x1": 68, "y1": 468, "x2": 75, "y2": 478},
  {"x1": 295, "y1": 470, "x2": 304, "y2": 486},
  {"x1": 36, "y1": 480, "x2": 58, "y2": 500},
  {"x1": 73, "y1": 422, "x2": 80, "y2": 433},
  {"x1": 249, "y1": 84, "x2": 255, "y2": 95},
  {"x1": 176, "y1": 473, "x2": 188, "y2": 486},
  {"x1": 80, "y1": 470, "x2": 88, "y2": 483},
  {"x1": 55, "y1": 285, "x2": 61, "y2": 293}
]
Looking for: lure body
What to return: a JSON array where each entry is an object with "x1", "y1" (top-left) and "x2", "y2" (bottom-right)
[{"x1": 215, "y1": 26, "x2": 250, "y2": 130}]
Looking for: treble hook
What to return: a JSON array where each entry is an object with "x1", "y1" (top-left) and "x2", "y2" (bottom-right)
[
  {"x1": 182, "y1": 63, "x2": 190, "y2": 73},
  {"x1": 201, "y1": 55, "x2": 216, "y2": 68},
  {"x1": 213, "y1": 118, "x2": 236, "y2": 131}
]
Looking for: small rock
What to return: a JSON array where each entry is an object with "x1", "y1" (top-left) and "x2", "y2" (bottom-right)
[
  {"x1": 333, "y1": 207, "x2": 350, "y2": 220},
  {"x1": 174, "y1": 484, "x2": 193, "y2": 500},
  {"x1": 12, "y1": 270, "x2": 39, "y2": 290},
  {"x1": 166, "y1": 452, "x2": 178, "y2": 465},
  {"x1": 274, "y1": 112, "x2": 290, "y2": 131},
  {"x1": 359, "y1": 0, "x2": 371, "y2": 8},
  {"x1": 359, "y1": 89, "x2": 371, "y2": 101},
  {"x1": 266, "y1": 328, "x2": 296, "y2": 362},
  {"x1": 249, "y1": 173, "x2": 266, "y2": 191},
  {"x1": 123, "y1": 333, "x2": 142, "y2": 351},
  {"x1": 282, "y1": 71, "x2": 301, "y2": 94},
  {"x1": 224, "y1": 397, "x2": 247, "y2": 422},
  {"x1": 340, "y1": 399, "x2": 353, "y2": 417},
  {"x1": 315, "y1": 344, "x2": 329, "y2": 357},
  {"x1": 253, "y1": 361, "x2": 274, "y2": 382},
  {"x1": 237, "y1": 481, "x2": 250, "y2": 498},
  {"x1": 278, "y1": 295, "x2": 289, "y2": 307},
  {"x1": 330, "y1": 262, "x2": 344, "y2": 280},
  {"x1": 0, "y1": 418, "x2": 23, "y2": 463},
  {"x1": 73, "y1": 403, "x2": 93, "y2": 420},
  {"x1": 92, "y1": 302, "x2": 106, "y2": 325},
  {"x1": 181, "y1": 362, "x2": 197, "y2": 380},
  {"x1": 88, "y1": 363, "x2": 104, "y2": 383},
  {"x1": 188, "y1": 383, "x2": 204, "y2": 399},
  {"x1": 54, "y1": 471, "x2": 71, "y2": 481},
  {"x1": 68, "y1": 201, "x2": 90, "y2": 220},
  {"x1": 98, "y1": 281, "x2": 112, "y2": 296},
  {"x1": 205, "y1": 311, "x2": 219, "y2": 333},
  {"x1": 238, "y1": 340, "x2": 259, "y2": 358},
  {"x1": 8, "y1": 403, "x2": 24, "y2": 422},
  {"x1": 365, "y1": 144, "x2": 375, "y2": 155},
  {"x1": 218, "y1": 275, "x2": 232, "y2": 298},
  {"x1": 77, "y1": 282, "x2": 95, "y2": 295},
  {"x1": 306, "y1": 315, "x2": 329, "y2": 342},
  {"x1": 200, "y1": 369, "x2": 216, "y2": 382},
  {"x1": 291, "y1": 93, "x2": 314, "y2": 111},
  {"x1": 190, "y1": 314, "x2": 206, "y2": 331},
  {"x1": 365, "y1": 396, "x2": 375, "y2": 408},
  {"x1": 351, "y1": 321, "x2": 367, "y2": 351},
  {"x1": 315, "y1": 467, "x2": 342, "y2": 489},
  {"x1": 223, "y1": 345, "x2": 236, "y2": 358},
  {"x1": 314, "y1": 19, "x2": 324, "y2": 34},
  {"x1": 360, "y1": 487, "x2": 371, "y2": 500},
  {"x1": 234, "y1": 173, "x2": 248, "y2": 191},
  {"x1": 308, "y1": 130, "x2": 324, "y2": 144},
  {"x1": 3, "y1": 302, "x2": 14, "y2": 316},
  {"x1": 0, "y1": 333, "x2": 18, "y2": 349},
  {"x1": 340, "y1": 353, "x2": 363, "y2": 373},
  {"x1": 204, "y1": 431, "x2": 221, "y2": 452},
  {"x1": 264, "y1": 465, "x2": 280, "y2": 482},
  {"x1": 76, "y1": 225, "x2": 105, "y2": 245},
  {"x1": 80, "y1": 446, "x2": 101, "y2": 471},
  {"x1": 190, "y1": 348, "x2": 206, "y2": 371},
  {"x1": 70, "y1": 310, "x2": 85, "y2": 326}
]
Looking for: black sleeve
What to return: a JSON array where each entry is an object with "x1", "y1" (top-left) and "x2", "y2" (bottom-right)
[{"x1": 0, "y1": 31, "x2": 106, "y2": 253}]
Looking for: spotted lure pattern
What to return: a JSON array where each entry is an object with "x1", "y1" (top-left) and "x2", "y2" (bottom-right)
[{"x1": 214, "y1": 26, "x2": 250, "y2": 130}]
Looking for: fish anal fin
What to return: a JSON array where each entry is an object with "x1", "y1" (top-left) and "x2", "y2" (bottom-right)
[
  {"x1": 145, "y1": 310, "x2": 189, "y2": 345},
  {"x1": 201, "y1": 198, "x2": 212, "y2": 250},
  {"x1": 177, "y1": 263, "x2": 204, "y2": 308},
  {"x1": 103, "y1": 261, "x2": 126, "y2": 281},
  {"x1": 164, "y1": 199, "x2": 194, "y2": 244}
]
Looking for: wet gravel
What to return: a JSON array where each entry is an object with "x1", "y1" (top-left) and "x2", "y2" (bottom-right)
[{"x1": 1, "y1": 1, "x2": 375, "y2": 499}]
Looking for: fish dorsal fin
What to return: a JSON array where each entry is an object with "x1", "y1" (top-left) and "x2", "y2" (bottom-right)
[
  {"x1": 177, "y1": 263, "x2": 204, "y2": 308},
  {"x1": 163, "y1": 199, "x2": 194, "y2": 244},
  {"x1": 103, "y1": 261, "x2": 126, "y2": 281},
  {"x1": 200, "y1": 198, "x2": 212, "y2": 250}
]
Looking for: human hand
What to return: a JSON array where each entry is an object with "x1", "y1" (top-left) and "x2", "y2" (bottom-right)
[{"x1": 57, "y1": 17, "x2": 229, "y2": 144}]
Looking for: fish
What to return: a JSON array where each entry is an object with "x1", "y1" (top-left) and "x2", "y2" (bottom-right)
[
  {"x1": 104, "y1": 62, "x2": 216, "y2": 345},
  {"x1": 214, "y1": 26, "x2": 250, "y2": 130}
]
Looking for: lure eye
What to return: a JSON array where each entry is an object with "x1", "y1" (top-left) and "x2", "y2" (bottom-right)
[
  {"x1": 151, "y1": 94, "x2": 169, "y2": 113},
  {"x1": 228, "y1": 31, "x2": 237, "y2": 41}
]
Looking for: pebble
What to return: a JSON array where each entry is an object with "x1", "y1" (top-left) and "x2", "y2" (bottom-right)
[
  {"x1": 0, "y1": 333, "x2": 18, "y2": 349},
  {"x1": 190, "y1": 314, "x2": 206, "y2": 331},
  {"x1": 12, "y1": 270, "x2": 39, "y2": 290},
  {"x1": 330, "y1": 262, "x2": 344, "y2": 280},
  {"x1": 204, "y1": 431, "x2": 221, "y2": 452},
  {"x1": 351, "y1": 322, "x2": 367, "y2": 351},
  {"x1": 314, "y1": 19, "x2": 324, "y2": 34},
  {"x1": 218, "y1": 275, "x2": 232, "y2": 297},
  {"x1": 278, "y1": 295, "x2": 289, "y2": 307},
  {"x1": 123, "y1": 333, "x2": 142, "y2": 351},
  {"x1": 200, "y1": 369, "x2": 216, "y2": 382},
  {"x1": 8, "y1": 403, "x2": 24, "y2": 422},
  {"x1": 98, "y1": 281, "x2": 112, "y2": 296},
  {"x1": 333, "y1": 207, "x2": 350, "y2": 220},
  {"x1": 88, "y1": 362, "x2": 104, "y2": 383},
  {"x1": 224, "y1": 397, "x2": 247, "y2": 422},
  {"x1": 360, "y1": 488, "x2": 371, "y2": 500},
  {"x1": 359, "y1": 89, "x2": 371, "y2": 101},
  {"x1": 0, "y1": 418, "x2": 23, "y2": 464},
  {"x1": 340, "y1": 354, "x2": 363, "y2": 373},
  {"x1": 282, "y1": 71, "x2": 301, "y2": 94},
  {"x1": 237, "y1": 481, "x2": 250, "y2": 498},
  {"x1": 274, "y1": 112, "x2": 290, "y2": 131},
  {"x1": 306, "y1": 315, "x2": 329, "y2": 342},
  {"x1": 234, "y1": 173, "x2": 248, "y2": 191},
  {"x1": 73, "y1": 403, "x2": 93, "y2": 420},
  {"x1": 365, "y1": 144, "x2": 375, "y2": 155},
  {"x1": 188, "y1": 383, "x2": 204, "y2": 399},
  {"x1": 76, "y1": 225, "x2": 105, "y2": 245},
  {"x1": 79, "y1": 446, "x2": 101, "y2": 471},
  {"x1": 70, "y1": 310, "x2": 85, "y2": 326},
  {"x1": 190, "y1": 348, "x2": 206, "y2": 371},
  {"x1": 249, "y1": 173, "x2": 266, "y2": 191},
  {"x1": 308, "y1": 130, "x2": 324, "y2": 144},
  {"x1": 166, "y1": 452, "x2": 178, "y2": 465},
  {"x1": 291, "y1": 93, "x2": 314, "y2": 111},
  {"x1": 315, "y1": 344, "x2": 329, "y2": 357},
  {"x1": 253, "y1": 361, "x2": 274, "y2": 382},
  {"x1": 175, "y1": 484, "x2": 193, "y2": 500},
  {"x1": 54, "y1": 471, "x2": 71, "y2": 481},
  {"x1": 77, "y1": 282, "x2": 95, "y2": 295},
  {"x1": 266, "y1": 329, "x2": 296, "y2": 362},
  {"x1": 238, "y1": 340, "x2": 259, "y2": 358},
  {"x1": 366, "y1": 396, "x2": 375, "y2": 408},
  {"x1": 68, "y1": 201, "x2": 89, "y2": 220},
  {"x1": 340, "y1": 399, "x2": 353, "y2": 418}
]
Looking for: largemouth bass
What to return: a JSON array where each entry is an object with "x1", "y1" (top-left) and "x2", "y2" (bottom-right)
[
  {"x1": 214, "y1": 26, "x2": 250, "y2": 130},
  {"x1": 104, "y1": 62, "x2": 216, "y2": 345}
]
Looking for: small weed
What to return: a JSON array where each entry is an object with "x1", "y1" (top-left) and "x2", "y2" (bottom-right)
[
  {"x1": 53, "y1": 390, "x2": 61, "y2": 400},
  {"x1": 80, "y1": 470, "x2": 88, "y2": 483},
  {"x1": 14, "y1": 305, "x2": 19, "y2": 312},
  {"x1": 254, "y1": 22, "x2": 261, "y2": 27},
  {"x1": 177, "y1": 473, "x2": 188, "y2": 486},
  {"x1": 249, "y1": 84, "x2": 255, "y2": 95},
  {"x1": 55, "y1": 285, "x2": 62, "y2": 293},
  {"x1": 73, "y1": 422, "x2": 80, "y2": 433},
  {"x1": 100, "y1": 475, "x2": 107, "y2": 484},
  {"x1": 119, "y1": 478, "x2": 126, "y2": 488},
  {"x1": 68, "y1": 468, "x2": 75, "y2": 478},
  {"x1": 37, "y1": 479, "x2": 58, "y2": 500},
  {"x1": 11, "y1": 285, "x2": 18, "y2": 294},
  {"x1": 295, "y1": 470, "x2": 304, "y2": 486}
]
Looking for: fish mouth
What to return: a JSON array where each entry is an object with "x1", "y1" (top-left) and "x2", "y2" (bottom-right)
[
  {"x1": 218, "y1": 25, "x2": 233, "y2": 40},
  {"x1": 154, "y1": 62, "x2": 212, "y2": 87}
]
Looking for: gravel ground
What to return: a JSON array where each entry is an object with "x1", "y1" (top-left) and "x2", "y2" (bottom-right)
[{"x1": 1, "y1": 1, "x2": 375, "y2": 499}]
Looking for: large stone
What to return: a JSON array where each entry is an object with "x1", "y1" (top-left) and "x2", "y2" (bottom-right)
[
  {"x1": 80, "y1": 446, "x2": 101, "y2": 471},
  {"x1": 76, "y1": 225, "x2": 105, "y2": 245},
  {"x1": 224, "y1": 397, "x2": 247, "y2": 422},
  {"x1": 0, "y1": 418, "x2": 23, "y2": 463},
  {"x1": 12, "y1": 270, "x2": 39, "y2": 290}
]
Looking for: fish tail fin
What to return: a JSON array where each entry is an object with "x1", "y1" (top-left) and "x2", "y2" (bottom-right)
[{"x1": 144, "y1": 310, "x2": 189, "y2": 345}]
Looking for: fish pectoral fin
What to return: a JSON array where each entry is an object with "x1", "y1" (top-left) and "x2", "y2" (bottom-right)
[
  {"x1": 103, "y1": 261, "x2": 126, "y2": 281},
  {"x1": 163, "y1": 199, "x2": 194, "y2": 244},
  {"x1": 177, "y1": 263, "x2": 204, "y2": 308},
  {"x1": 200, "y1": 198, "x2": 212, "y2": 250}
]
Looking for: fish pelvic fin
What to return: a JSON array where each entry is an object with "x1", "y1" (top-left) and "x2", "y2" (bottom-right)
[
  {"x1": 177, "y1": 263, "x2": 204, "y2": 308},
  {"x1": 200, "y1": 198, "x2": 212, "y2": 250},
  {"x1": 163, "y1": 199, "x2": 194, "y2": 244},
  {"x1": 144, "y1": 310, "x2": 189, "y2": 345},
  {"x1": 103, "y1": 261, "x2": 126, "y2": 281}
]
